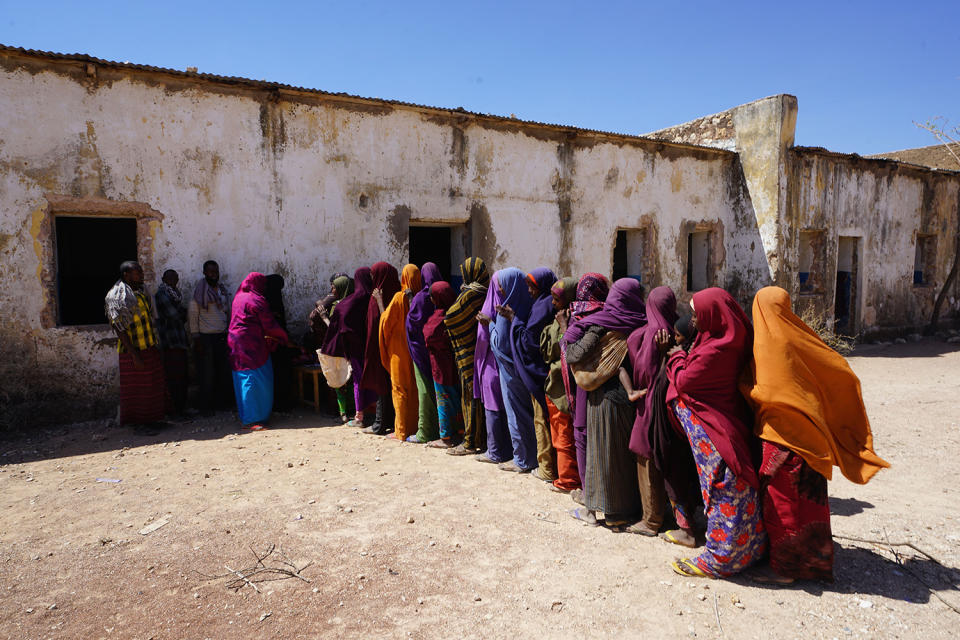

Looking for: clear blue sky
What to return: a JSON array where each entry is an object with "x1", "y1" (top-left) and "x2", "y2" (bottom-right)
[{"x1": 2, "y1": 1, "x2": 957, "y2": 154}]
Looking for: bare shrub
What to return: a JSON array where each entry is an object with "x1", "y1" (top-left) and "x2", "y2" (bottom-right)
[{"x1": 799, "y1": 306, "x2": 855, "y2": 355}]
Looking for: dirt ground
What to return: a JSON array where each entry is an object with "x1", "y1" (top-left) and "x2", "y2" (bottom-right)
[{"x1": 1, "y1": 340, "x2": 959, "y2": 639}]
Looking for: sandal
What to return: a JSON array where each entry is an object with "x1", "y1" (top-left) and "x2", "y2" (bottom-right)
[
  {"x1": 427, "y1": 440, "x2": 453, "y2": 449},
  {"x1": 624, "y1": 522, "x2": 659, "y2": 537},
  {"x1": 405, "y1": 435, "x2": 425, "y2": 444},
  {"x1": 530, "y1": 468, "x2": 552, "y2": 483},
  {"x1": 569, "y1": 507, "x2": 598, "y2": 526},
  {"x1": 570, "y1": 488, "x2": 585, "y2": 506},
  {"x1": 670, "y1": 558, "x2": 715, "y2": 579},
  {"x1": 749, "y1": 565, "x2": 796, "y2": 585},
  {"x1": 242, "y1": 424, "x2": 268, "y2": 431},
  {"x1": 446, "y1": 444, "x2": 477, "y2": 456},
  {"x1": 660, "y1": 529, "x2": 697, "y2": 548}
]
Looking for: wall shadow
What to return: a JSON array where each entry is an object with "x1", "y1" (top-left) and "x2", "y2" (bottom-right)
[
  {"x1": 0, "y1": 408, "x2": 344, "y2": 466},
  {"x1": 850, "y1": 340, "x2": 960, "y2": 359}
]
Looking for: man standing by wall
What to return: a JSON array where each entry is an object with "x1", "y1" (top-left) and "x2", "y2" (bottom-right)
[
  {"x1": 105, "y1": 261, "x2": 166, "y2": 431},
  {"x1": 155, "y1": 269, "x2": 191, "y2": 417},
  {"x1": 189, "y1": 260, "x2": 232, "y2": 416}
]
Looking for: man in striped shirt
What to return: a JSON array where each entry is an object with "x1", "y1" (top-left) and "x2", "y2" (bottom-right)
[{"x1": 104, "y1": 261, "x2": 167, "y2": 431}]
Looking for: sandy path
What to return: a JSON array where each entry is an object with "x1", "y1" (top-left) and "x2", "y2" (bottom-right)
[{"x1": 1, "y1": 341, "x2": 958, "y2": 639}]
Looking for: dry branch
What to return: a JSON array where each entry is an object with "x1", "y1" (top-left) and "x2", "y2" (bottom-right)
[{"x1": 198, "y1": 545, "x2": 312, "y2": 592}]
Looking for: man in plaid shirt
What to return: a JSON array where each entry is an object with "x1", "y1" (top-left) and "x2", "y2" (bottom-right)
[
  {"x1": 105, "y1": 261, "x2": 167, "y2": 430},
  {"x1": 155, "y1": 269, "x2": 191, "y2": 417}
]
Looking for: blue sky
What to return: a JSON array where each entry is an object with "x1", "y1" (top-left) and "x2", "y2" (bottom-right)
[{"x1": 2, "y1": 1, "x2": 957, "y2": 154}]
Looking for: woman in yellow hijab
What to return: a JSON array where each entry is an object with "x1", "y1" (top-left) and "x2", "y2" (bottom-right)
[
  {"x1": 741, "y1": 287, "x2": 889, "y2": 583},
  {"x1": 379, "y1": 264, "x2": 422, "y2": 440}
]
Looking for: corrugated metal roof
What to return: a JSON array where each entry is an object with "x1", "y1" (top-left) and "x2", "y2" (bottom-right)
[
  {"x1": 792, "y1": 146, "x2": 960, "y2": 176},
  {"x1": 0, "y1": 43, "x2": 731, "y2": 154}
]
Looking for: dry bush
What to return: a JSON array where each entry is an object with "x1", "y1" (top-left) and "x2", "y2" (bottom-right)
[{"x1": 799, "y1": 306, "x2": 855, "y2": 355}]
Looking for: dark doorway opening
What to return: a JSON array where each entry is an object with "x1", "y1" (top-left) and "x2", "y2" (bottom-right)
[
  {"x1": 409, "y1": 225, "x2": 455, "y2": 286},
  {"x1": 612, "y1": 230, "x2": 628, "y2": 281},
  {"x1": 56, "y1": 216, "x2": 138, "y2": 325},
  {"x1": 834, "y1": 236, "x2": 859, "y2": 335},
  {"x1": 687, "y1": 230, "x2": 711, "y2": 292}
]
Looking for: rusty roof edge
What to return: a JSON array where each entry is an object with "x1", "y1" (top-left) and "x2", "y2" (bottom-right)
[
  {"x1": 0, "y1": 43, "x2": 735, "y2": 158},
  {"x1": 792, "y1": 146, "x2": 960, "y2": 177}
]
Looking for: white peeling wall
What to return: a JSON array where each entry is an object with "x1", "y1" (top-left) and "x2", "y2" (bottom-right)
[
  {"x1": 0, "y1": 59, "x2": 763, "y2": 423},
  {"x1": 786, "y1": 150, "x2": 960, "y2": 334}
]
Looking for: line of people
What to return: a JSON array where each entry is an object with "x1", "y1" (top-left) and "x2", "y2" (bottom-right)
[
  {"x1": 310, "y1": 259, "x2": 890, "y2": 583},
  {"x1": 105, "y1": 256, "x2": 891, "y2": 582}
]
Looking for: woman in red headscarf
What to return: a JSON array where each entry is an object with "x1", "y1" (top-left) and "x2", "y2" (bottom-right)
[
  {"x1": 661, "y1": 288, "x2": 766, "y2": 579},
  {"x1": 424, "y1": 281, "x2": 465, "y2": 446}
]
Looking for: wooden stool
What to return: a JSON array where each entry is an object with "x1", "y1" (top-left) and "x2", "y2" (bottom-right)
[{"x1": 295, "y1": 364, "x2": 324, "y2": 413}]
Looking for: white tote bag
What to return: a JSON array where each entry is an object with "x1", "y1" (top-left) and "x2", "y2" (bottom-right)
[{"x1": 316, "y1": 351, "x2": 353, "y2": 389}]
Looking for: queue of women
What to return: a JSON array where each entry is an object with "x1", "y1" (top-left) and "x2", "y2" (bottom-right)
[{"x1": 228, "y1": 258, "x2": 890, "y2": 584}]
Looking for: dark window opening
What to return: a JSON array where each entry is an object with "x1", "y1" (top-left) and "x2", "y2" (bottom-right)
[
  {"x1": 612, "y1": 230, "x2": 628, "y2": 281},
  {"x1": 55, "y1": 216, "x2": 138, "y2": 325},
  {"x1": 409, "y1": 225, "x2": 454, "y2": 286},
  {"x1": 798, "y1": 230, "x2": 826, "y2": 294},
  {"x1": 687, "y1": 230, "x2": 711, "y2": 291},
  {"x1": 834, "y1": 236, "x2": 859, "y2": 334},
  {"x1": 914, "y1": 234, "x2": 936, "y2": 286}
]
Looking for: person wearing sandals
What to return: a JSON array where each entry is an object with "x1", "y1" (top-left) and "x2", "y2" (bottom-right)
[
  {"x1": 227, "y1": 272, "x2": 289, "y2": 431},
  {"x1": 563, "y1": 278, "x2": 648, "y2": 526},
  {"x1": 444, "y1": 258, "x2": 490, "y2": 457},
  {"x1": 618, "y1": 286, "x2": 678, "y2": 537},
  {"x1": 376, "y1": 264, "x2": 421, "y2": 441},
  {"x1": 560, "y1": 273, "x2": 610, "y2": 504},
  {"x1": 539, "y1": 277, "x2": 581, "y2": 493},
  {"x1": 507, "y1": 268, "x2": 559, "y2": 484},
  {"x1": 660, "y1": 288, "x2": 766, "y2": 579},
  {"x1": 360, "y1": 262, "x2": 402, "y2": 435},
  {"x1": 480, "y1": 268, "x2": 538, "y2": 473},
  {"x1": 310, "y1": 273, "x2": 354, "y2": 422},
  {"x1": 740, "y1": 287, "x2": 889, "y2": 584},
  {"x1": 424, "y1": 281, "x2": 465, "y2": 447},
  {"x1": 320, "y1": 267, "x2": 376, "y2": 427},
  {"x1": 405, "y1": 263, "x2": 442, "y2": 443},
  {"x1": 472, "y1": 271, "x2": 511, "y2": 464}
]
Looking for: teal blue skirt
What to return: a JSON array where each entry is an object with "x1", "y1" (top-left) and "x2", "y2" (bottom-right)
[{"x1": 232, "y1": 360, "x2": 274, "y2": 426}]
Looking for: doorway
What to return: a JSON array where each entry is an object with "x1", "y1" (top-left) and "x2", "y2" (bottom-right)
[
  {"x1": 408, "y1": 223, "x2": 468, "y2": 288},
  {"x1": 834, "y1": 236, "x2": 860, "y2": 335}
]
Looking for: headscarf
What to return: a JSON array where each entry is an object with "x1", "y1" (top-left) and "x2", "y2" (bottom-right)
[
  {"x1": 424, "y1": 281, "x2": 459, "y2": 387},
  {"x1": 227, "y1": 272, "x2": 288, "y2": 371},
  {"x1": 309, "y1": 273, "x2": 352, "y2": 346},
  {"x1": 569, "y1": 273, "x2": 609, "y2": 317},
  {"x1": 156, "y1": 280, "x2": 183, "y2": 306},
  {"x1": 665, "y1": 287, "x2": 758, "y2": 488},
  {"x1": 104, "y1": 280, "x2": 139, "y2": 330},
  {"x1": 627, "y1": 286, "x2": 678, "y2": 458},
  {"x1": 511, "y1": 267, "x2": 557, "y2": 401},
  {"x1": 740, "y1": 287, "x2": 889, "y2": 483},
  {"x1": 264, "y1": 274, "x2": 286, "y2": 331},
  {"x1": 193, "y1": 277, "x2": 229, "y2": 310},
  {"x1": 379, "y1": 264, "x2": 421, "y2": 373},
  {"x1": 560, "y1": 273, "x2": 610, "y2": 426},
  {"x1": 473, "y1": 271, "x2": 505, "y2": 410},
  {"x1": 406, "y1": 262, "x2": 442, "y2": 375},
  {"x1": 360, "y1": 262, "x2": 401, "y2": 394},
  {"x1": 550, "y1": 277, "x2": 578, "y2": 309},
  {"x1": 320, "y1": 267, "x2": 372, "y2": 360},
  {"x1": 445, "y1": 257, "x2": 490, "y2": 388},
  {"x1": 564, "y1": 278, "x2": 647, "y2": 344},
  {"x1": 489, "y1": 268, "x2": 533, "y2": 364}
]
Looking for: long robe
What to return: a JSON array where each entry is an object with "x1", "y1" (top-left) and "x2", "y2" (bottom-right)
[{"x1": 379, "y1": 264, "x2": 421, "y2": 440}]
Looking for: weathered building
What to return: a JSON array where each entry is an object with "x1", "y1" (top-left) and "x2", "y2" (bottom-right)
[{"x1": 1, "y1": 45, "x2": 957, "y2": 426}]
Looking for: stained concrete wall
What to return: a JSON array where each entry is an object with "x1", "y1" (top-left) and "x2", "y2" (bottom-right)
[
  {"x1": 784, "y1": 149, "x2": 960, "y2": 334},
  {"x1": 0, "y1": 50, "x2": 768, "y2": 426}
]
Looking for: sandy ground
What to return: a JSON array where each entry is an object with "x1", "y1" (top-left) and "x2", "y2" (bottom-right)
[{"x1": 1, "y1": 340, "x2": 959, "y2": 640}]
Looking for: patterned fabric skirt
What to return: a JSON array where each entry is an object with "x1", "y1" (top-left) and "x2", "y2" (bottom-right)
[
  {"x1": 434, "y1": 381, "x2": 465, "y2": 442},
  {"x1": 672, "y1": 399, "x2": 766, "y2": 577},
  {"x1": 119, "y1": 347, "x2": 166, "y2": 425},
  {"x1": 232, "y1": 360, "x2": 274, "y2": 426},
  {"x1": 760, "y1": 441, "x2": 834, "y2": 581}
]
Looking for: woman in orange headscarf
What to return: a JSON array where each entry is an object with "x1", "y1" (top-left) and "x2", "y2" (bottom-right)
[
  {"x1": 741, "y1": 286, "x2": 889, "y2": 583},
  {"x1": 378, "y1": 264, "x2": 422, "y2": 440}
]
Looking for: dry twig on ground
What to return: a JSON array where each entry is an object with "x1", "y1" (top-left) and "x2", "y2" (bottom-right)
[{"x1": 198, "y1": 544, "x2": 313, "y2": 592}]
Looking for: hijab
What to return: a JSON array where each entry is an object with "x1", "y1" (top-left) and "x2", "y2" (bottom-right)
[
  {"x1": 489, "y1": 268, "x2": 533, "y2": 363},
  {"x1": 512, "y1": 267, "x2": 558, "y2": 401},
  {"x1": 228, "y1": 272, "x2": 288, "y2": 371},
  {"x1": 473, "y1": 271, "x2": 504, "y2": 410},
  {"x1": 550, "y1": 277, "x2": 578, "y2": 309},
  {"x1": 665, "y1": 287, "x2": 758, "y2": 488},
  {"x1": 560, "y1": 272, "x2": 610, "y2": 427},
  {"x1": 361, "y1": 262, "x2": 402, "y2": 394},
  {"x1": 564, "y1": 278, "x2": 647, "y2": 343},
  {"x1": 445, "y1": 257, "x2": 490, "y2": 388},
  {"x1": 406, "y1": 262, "x2": 442, "y2": 375},
  {"x1": 320, "y1": 267, "x2": 372, "y2": 360},
  {"x1": 740, "y1": 287, "x2": 889, "y2": 483},
  {"x1": 570, "y1": 273, "x2": 609, "y2": 317},
  {"x1": 627, "y1": 286, "x2": 678, "y2": 458}
]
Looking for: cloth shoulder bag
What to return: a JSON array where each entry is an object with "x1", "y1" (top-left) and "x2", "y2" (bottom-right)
[{"x1": 570, "y1": 330, "x2": 628, "y2": 392}]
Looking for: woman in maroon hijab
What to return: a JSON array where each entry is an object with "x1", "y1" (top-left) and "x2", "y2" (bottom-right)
[
  {"x1": 661, "y1": 288, "x2": 766, "y2": 579},
  {"x1": 362, "y1": 262, "x2": 401, "y2": 435}
]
